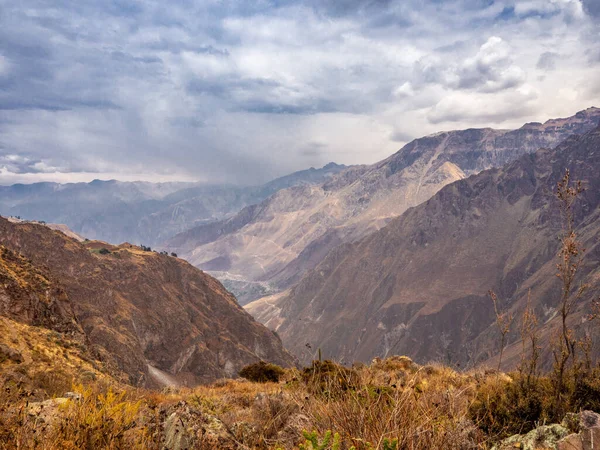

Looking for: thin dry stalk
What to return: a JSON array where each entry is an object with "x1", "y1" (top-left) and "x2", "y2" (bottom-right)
[{"x1": 489, "y1": 290, "x2": 514, "y2": 372}]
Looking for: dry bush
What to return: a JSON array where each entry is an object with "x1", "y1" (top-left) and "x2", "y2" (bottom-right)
[
  {"x1": 468, "y1": 372, "x2": 552, "y2": 439},
  {"x1": 4, "y1": 354, "x2": 600, "y2": 449},
  {"x1": 0, "y1": 382, "x2": 149, "y2": 449},
  {"x1": 31, "y1": 368, "x2": 73, "y2": 398},
  {"x1": 239, "y1": 361, "x2": 286, "y2": 383},
  {"x1": 302, "y1": 360, "x2": 360, "y2": 397},
  {"x1": 294, "y1": 361, "x2": 485, "y2": 449}
]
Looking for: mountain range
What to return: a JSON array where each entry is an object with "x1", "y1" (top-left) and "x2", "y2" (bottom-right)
[
  {"x1": 0, "y1": 163, "x2": 347, "y2": 247},
  {"x1": 247, "y1": 123, "x2": 600, "y2": 367},
  {"x1": 1, "y1": 107, "x2": 600, "y2": 374},
  {"x1": 166, "y1": 107, "x2": 600, "y2": 304}
]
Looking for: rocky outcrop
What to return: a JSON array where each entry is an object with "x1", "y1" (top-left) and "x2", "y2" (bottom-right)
[
  {"x1": 0, "y1": 245, "x2": 83, "y2": 337},
  {"x1": 167, "y1": 108, "x2": 600, "y2": 304},
  {"x1": 0, "y1": 217, "x2": 295, "y2": 386},
  {"x1": 493, "y1": 424, "x2": 569, "y2": 450},
  {"x1": 557, "y1": 411, "x2": 600, "y2": 450},
  {"x1": 493, "y1": 411, "x2": 600, "y2": 450},
  {"x1": 247, "y1": 125, "x2": 600, "y2": 366}
]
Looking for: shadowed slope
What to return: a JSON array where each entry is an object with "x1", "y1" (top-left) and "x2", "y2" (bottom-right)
[{"x1": 247, "y1": 125, "x2": 600, "y2": 367}]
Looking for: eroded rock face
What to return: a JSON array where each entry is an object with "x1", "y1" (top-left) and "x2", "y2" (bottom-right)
[
  {"x1": 0, "y1": 218, "x2": 295, "y2": 386},
  {"x1": 0, "y1": 246, "x2": 83, "y2": 337},
  {"x1": 249, "y1": 125, "x2": 600, "y2": 367}
]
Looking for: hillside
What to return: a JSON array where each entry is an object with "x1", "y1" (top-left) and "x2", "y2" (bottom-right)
[
  {"x1": 0, "y1": 163, "x2": 347, "y2": 246},
  {"x1": 166, "y1": 108, "x2": 600, "y2": 304},
  {"x1": 0, "y1": 217, "x2": 295, "y2": 386},
  {"x1": 247, "y1": 124, "x2": 600, "y2": 367}
]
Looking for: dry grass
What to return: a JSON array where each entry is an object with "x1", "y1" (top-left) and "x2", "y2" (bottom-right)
[
  {"x1": 293, "y1": 360, "x2": 485, "y2": 449},
  {"x1": 2, "y1": 342, "x2": 600, "y2": 449},
  {"x1": 0, "y1": 354, "x2": 487, "y2": 449}
]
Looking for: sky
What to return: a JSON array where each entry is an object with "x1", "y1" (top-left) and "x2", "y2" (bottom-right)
[{"x1": 0, "y1": 0, "x2": 599, "y2": 185}]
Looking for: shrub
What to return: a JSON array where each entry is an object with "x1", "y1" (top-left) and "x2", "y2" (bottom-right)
[
  {"x1": 572, "y1": 367, "x2": 600, "y2": 412},
  {"x1": 239, "y1": 361, "x2": 285, "y2": 383},
  {"x1": 302, "y1": 360, "x2": 359, "y2": 396},
  {"x1": 469, "y1": 373, "x2": 552, "y2": 438},
  {"x1": 98, "y1": 248, "x2": 111, "y2": 255}
]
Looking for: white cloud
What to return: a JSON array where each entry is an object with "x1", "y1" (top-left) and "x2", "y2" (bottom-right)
[
  {"x1": 0, "y1": 0, "x2": 598, "y2": 184},
  {"x1": 455, "y1": 36, "x2": 526, "y2": 92},
  {"x1": 414, "y1": 36, "x2": 526, "y2": 93},
  {"x1": 514, "y1": 0, "x2": 585, "y2": 20},
  {"x1": 426, "y1": 87, "x2": 539, "y2": 125}
]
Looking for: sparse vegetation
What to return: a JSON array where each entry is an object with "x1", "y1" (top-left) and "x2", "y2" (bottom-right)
[
  {"x1": 471, "y1": 169, "x2": 600, "y2": 440},
  {"x1": 0, "y1": 353, "x2": 486, "y2": 449},
  {"x1": 3, "y1": 323, "x2": 600, "y2": 448}
]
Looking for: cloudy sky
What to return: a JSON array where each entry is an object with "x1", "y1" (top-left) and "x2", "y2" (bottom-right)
[{"x1": 0, "y1": 0, "x2": 599, "y2": 185}]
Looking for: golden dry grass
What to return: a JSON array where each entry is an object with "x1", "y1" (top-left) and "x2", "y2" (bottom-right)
[
  {"x1": 1, "y1": 327, "x2": 599, "y2": 449},
  {"x1": 0, "y1": 350, "x2": 492, "y2": 449}
]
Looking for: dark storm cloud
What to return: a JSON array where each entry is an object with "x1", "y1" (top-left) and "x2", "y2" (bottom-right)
[
  {"x1": 389, "y1": 130, "x2": 414, "y2": 143},
  {"x1": 299, "y1": 141, "x2": 327, "y2": 157},
  {"x1": 582, "y1": 0, "x2": 600, "y2": 17}
]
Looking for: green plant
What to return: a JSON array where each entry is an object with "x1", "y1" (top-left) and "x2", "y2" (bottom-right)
[
  {"x1": 299, "y1": 430, "x2": 348, "y2": 450},
  {"x1": 381, "y1": 438, "x2": 398, "y2": 450},
  {"x1": 298, "y1": 430, "x2": 398, "y2": 450}
]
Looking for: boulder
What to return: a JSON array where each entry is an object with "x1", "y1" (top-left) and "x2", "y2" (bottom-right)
[
  {"x1": 161, "y1": 401, "x2": 237, "y2": 450},
  {"x1": 558, "y1": 433, "x2": 584, "y2": 450},
  {"x1": 492, "y1": 424, "x2": 569, "y2": 450},
  {"x1": 556, "y1": 411, "x2": 600, "y2": 450}
]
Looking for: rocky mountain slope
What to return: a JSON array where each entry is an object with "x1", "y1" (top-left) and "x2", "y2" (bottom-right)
[
  {"x1": 247, "y1": 124, "x2": 600, "y2": 367},
  {"x1": 0, "y1": 163, "x2": 346, "y2": 246},
  {"x1": 166, "y1": 108, "x2": 600, "y2": 304},
  {"x1": 0, "y1": 217, "x2": 295, "y2": 386}
]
